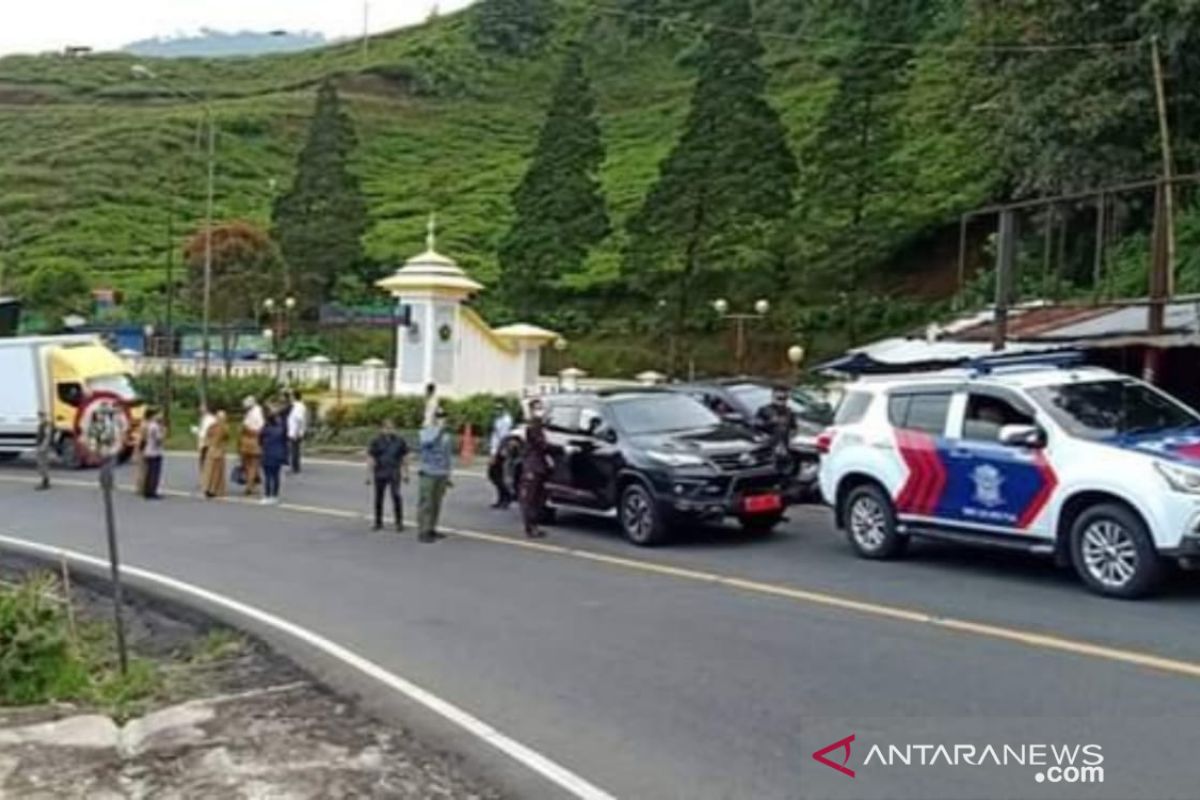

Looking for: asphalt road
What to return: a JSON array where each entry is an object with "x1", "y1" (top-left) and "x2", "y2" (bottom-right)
[{"x1": 3, "y1": 454, "x2": 1200, "y2": 799}]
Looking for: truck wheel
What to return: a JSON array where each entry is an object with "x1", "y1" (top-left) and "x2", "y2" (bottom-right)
[
  {"x1": 58, "y1": 437, "x2": 84, "y2": 470},
  {"x1": 843, "y1": 483, "x2": 907, "y2": 559},
  {"x1": 740, "y1": 510, "x2": 784, "y2": 535},
  {"x1": 620, "y1": 483, "x2": 667, "y2": 546},
  {"x1": 1070, "y1": 503, "x2": 1163, "y2": 599}
]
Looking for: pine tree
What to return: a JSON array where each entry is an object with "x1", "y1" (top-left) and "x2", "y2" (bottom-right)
[
  {"x1": 272, "y1": 80, "x2": 368, "y2": 306},
  {"x1": 798, "y1": 0, "x2": 934, "y2": 342},
  {"x1": 499, "y1": 46, "x2": 610, "y2": 319},
  {"x1": 471, "y1": 0, "x2": 556, "y2": 57},
  {"x1": 623, "y1": 0, "x2": 798, "y2": 345}
]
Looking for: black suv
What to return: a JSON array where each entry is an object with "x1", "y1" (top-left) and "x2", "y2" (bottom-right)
[
  {"x1": 507, "y1": 389, "x2": 785, "y2": 545},
  {"x1": 671, "y1": 379, "x2": 834, "y2": 502}
]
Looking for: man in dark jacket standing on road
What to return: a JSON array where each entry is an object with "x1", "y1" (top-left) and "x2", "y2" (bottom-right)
[
  {"x1": 755, "y1": 386, "x2": 797, "y2": 475},
  {"x1": 368, "y1": 418, "x2": 409, "y2": 531},
  {"x1": 519, "y1": 399, "x2": 551, "y2": 539}
]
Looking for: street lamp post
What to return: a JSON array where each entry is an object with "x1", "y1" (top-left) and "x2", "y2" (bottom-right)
[
  {"x1": 132, "y1": 64, "x2": 216, "y2": 406},
  {"x1": 554, "y1": 337, "x2": 568, "y2": 391},
  {"x1": 263, "y1": 296, "x2": 295, "y2": 381},
  {"x1": 787, "y1": 344, "x2": 806, "y2": 385},
  {"x1": 713, "y1": 298, "x2": 770, "y2": 375}
]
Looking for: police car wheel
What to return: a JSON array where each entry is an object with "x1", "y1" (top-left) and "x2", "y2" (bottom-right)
[
  {"x1": 1070, "y1": 503, "x2": 1163, "y2": 599},
  {"x1": 844, "y1": 484, "x2": 906, "y2": 559},
  {"x1": 620, "y1": 483, "x2": 667, "y2": 546}
]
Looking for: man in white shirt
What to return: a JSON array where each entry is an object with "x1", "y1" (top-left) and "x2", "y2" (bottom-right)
[
  {"x1": 487, "y1": 403, "x2": 514, "y2": 509},
  {"x1": 193, "y1": 403, "x2": 217, "y2": 472},
  {"x1": 240, "y1": 396, "x2": 265, "y2": 495},
  {"x1": 287, "y1": 390, "x2": 309, "y2": 474}
]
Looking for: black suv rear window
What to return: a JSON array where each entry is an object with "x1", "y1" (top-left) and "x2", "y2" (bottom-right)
[{"x1": 834, "y1": 391, "x2": 873, "y2": 425}]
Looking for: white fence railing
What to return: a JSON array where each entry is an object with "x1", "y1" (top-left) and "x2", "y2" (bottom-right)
[{"x1": 125, "y1": 356, "x2": 641, "y2": 399}]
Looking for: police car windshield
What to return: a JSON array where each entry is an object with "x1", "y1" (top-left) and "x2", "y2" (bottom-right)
[
  {"x1": 610, "y1": 394, "x2": 721, "y2": 435},
  {"x1": 1029, "y1": 379, "x2": 1200, "y2": 440}
]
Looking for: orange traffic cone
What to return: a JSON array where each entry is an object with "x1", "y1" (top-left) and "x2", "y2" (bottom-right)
[{"x1": 460, "y1": 423, "x2": 477, "y2": 464}]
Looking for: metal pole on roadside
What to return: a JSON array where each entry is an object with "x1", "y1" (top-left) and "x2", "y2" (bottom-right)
[
  {"x1": 201, "y1": 107, "x2": 216, "y2": 407},
  {"x1": 99, "y1": 455, "x2": 129, "y2": 676}
]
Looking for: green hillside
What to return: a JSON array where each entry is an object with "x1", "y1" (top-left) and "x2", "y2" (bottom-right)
[{"x1": 2, "y1": 0, "x2": 1197, "y2": 369}]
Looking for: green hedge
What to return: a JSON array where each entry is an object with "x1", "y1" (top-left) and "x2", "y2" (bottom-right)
[
  {"x1": 324, "y1": 394, "x2": 523, "y2": 434},
  {"x1": 132, "y1": 374, "x2": 283, "y2": 414}
]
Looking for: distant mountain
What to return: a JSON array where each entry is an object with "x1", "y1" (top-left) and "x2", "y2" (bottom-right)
[{"x1": 122, "y1": 28, "x2": 326, "y2": 59}]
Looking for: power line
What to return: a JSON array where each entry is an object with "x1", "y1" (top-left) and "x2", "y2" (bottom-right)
[{"x1": 590, "y1": 4, "x2": 1144, "y2": 55}]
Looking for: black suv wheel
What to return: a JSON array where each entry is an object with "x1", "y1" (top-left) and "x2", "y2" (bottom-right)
[
  {"x1": 620, "y1": 483, "x2": 667, "y2": 546},
  {"x1": 843, "y1": 483, "x2": 907, "y2": 559},
  {"x1": 1069, "y1": 503, "x2": 1163, "y2": 599}
]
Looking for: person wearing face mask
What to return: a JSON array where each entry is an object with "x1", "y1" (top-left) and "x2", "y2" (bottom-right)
[
  {"x1": 518, "y1": 398, "x2": 552, "y2": 539},
  {"x1": 417, "y1": 405, "x2": 454, "y2": 543}
]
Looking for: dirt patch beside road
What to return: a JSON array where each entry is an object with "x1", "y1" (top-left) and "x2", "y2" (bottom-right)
[{"x1": 0, "y1": 555, "x2": 502, "y2": 799}]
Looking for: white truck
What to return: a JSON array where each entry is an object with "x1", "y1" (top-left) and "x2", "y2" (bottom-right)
[{"x1": 0, "y1": 335, "x2": 142, "y2": 467}]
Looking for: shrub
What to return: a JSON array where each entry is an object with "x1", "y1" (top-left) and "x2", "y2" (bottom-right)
[
  {"x1": 0, "y1": 574, "x2": 87, "y2": 705},
  {"x1": 133, "y1": 374, "x2": 283, "y2": 414},
  {"x1": 338, "y1": 393, "x2": 522, "y2": 433}
]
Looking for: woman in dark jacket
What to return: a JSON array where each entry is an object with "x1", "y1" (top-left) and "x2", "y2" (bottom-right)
[
  {"x1": 519, "y1": 402, "x2": 552, "y2": 538},
  {"x1": 259, "y1": 410, "x2": 290, "y2": 505}
]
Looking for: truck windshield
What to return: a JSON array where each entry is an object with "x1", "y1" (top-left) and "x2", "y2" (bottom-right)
[
  {"x1": 87, "y1": 374, "x2": 139, "y2": 402},
  {"x1": 610, "y1": 394, "x2": 720, "y2": 435},
  {"x1": 1029, "y1": 379, "x2": 1200, "y2": 440}
]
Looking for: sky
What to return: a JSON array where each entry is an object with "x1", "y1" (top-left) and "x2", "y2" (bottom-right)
[{"x1": 0, "y1": 0, "x2": 478, "y2": 56}]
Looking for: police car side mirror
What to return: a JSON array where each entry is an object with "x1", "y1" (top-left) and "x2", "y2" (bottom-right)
[{"x1": 999, "y1": 424, "x2": 1044, "y2": 449}]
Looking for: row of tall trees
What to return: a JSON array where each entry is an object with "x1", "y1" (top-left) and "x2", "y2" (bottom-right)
[{"x1": 499, "y1": 0, "x2": 798, "y2": 340}]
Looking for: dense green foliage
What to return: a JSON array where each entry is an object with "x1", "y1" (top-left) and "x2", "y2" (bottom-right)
[
  {"x1": 272, "y1": 81, "x2": 370, "y2": 305},
  {"x1": 0, "y1": 574, "x2": 86, "y2": 704},
  {"x1": 623, "y1": 0, "x2": 798, "y2": 363},
  {"x1": 4, "y1": 0, "x2": 1200, "y2": 370},
  {"x1": 472, "y1": 0, "x2": 558, "y2": 56},
  {"x1": 24, "y1": 259, "x2": 93, "y2": 330},
  {"x1": 499, "y1": 45, "x2": 610, "y2": 316}
]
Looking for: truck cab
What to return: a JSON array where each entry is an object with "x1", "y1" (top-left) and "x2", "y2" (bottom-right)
[{"x1": 0, "y1": 336, "x2": 143, "y2": 467}]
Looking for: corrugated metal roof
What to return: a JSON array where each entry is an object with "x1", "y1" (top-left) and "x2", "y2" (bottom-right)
[{"x1": 947, "y1": 300, "x2": 1200, "y2": 343}]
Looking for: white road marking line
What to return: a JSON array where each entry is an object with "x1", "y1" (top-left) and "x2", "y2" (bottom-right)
[{"x1": 0, "y1": 533, "x2": 616, "y2": 800}]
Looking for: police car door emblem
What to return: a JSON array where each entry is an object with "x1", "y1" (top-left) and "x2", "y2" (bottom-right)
[{"x1": 971, "y1": 464, "x2": 1005, "y2": 508}]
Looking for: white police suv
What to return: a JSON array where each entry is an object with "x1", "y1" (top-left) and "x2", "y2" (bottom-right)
[{"x1": 818, "y1": 354, "x2": 1200, "y2": 598}]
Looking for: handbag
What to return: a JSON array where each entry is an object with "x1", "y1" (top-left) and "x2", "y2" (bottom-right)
[{"x1": 231, "y1": 464, "x2": 246, "y2": 485}]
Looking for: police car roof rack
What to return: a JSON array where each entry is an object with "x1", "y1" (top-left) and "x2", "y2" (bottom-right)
[{"x1": 965, "y1": 350, "x2": 1085, "y2": 377}]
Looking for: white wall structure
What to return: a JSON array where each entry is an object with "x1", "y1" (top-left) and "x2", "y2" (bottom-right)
[{"x1": 375, "y1": 218, "x2": 559, "y2": 398}]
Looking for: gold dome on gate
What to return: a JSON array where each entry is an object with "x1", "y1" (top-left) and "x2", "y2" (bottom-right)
[{"x1": 376, "y1": 214, "x2": 483, "y2": 298}]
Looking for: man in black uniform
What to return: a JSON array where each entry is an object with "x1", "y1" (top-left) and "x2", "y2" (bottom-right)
[
  {"x1": 755, "y1": 385, "x2": 798, "y2": 476},
  {"x1": 367, "y1": 418, "x2": 410, "y2": 531}
]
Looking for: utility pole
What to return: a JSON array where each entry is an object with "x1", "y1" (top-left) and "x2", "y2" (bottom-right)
[
  {"x1": 201, "y1": 108, "x2": 216, "y2": 407},
  {"x1": 1151, "y1": 34, "x2": 1177, "y2": 295},
  {"x1": 362, "y1": 2, "x2": 371, "y2": 64},
  {"x1": 164, "y1": 172, "x2": 176, "y2": 430},
  {"x1": 993, "y1": 209, "x2": 1017, "y2": 352}
]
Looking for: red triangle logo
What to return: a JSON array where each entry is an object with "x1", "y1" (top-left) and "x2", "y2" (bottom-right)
[{"x1": 812, "y1": 734, "x2": 856, "y2": 778}]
